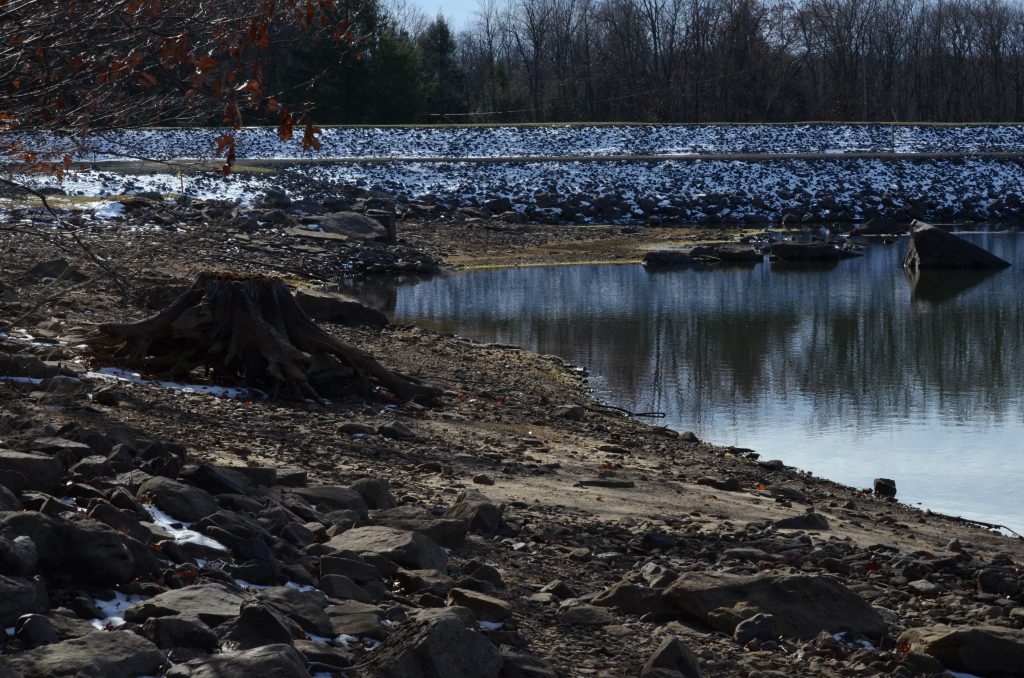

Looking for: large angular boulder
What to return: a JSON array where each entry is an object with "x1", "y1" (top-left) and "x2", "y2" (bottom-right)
[
  {"x1": 294, "y1": 289, "x2": 388, "y2": 327},
  {"x1": 318, "y1": 211, "x2": 389, "y2": 241},
  {"x1": 903, "y1": 221, "x2": 1011, "y2": 269},
  {"x1": 166, "y1": 643, "x2": 309, "y2": 678},
  {"x1": 898, "y1": 625, "x2": 1024, "y2": 677},
  {"x1": 62, "y1": 517, "x2": 136, "y2": 584},
  {"x1": 256, "y1": 586, "x2": 334, "y2": 637},
  {"x1": 0, "y1": 575, "x2": 46, "y2": 625},
  {"x1": 445, "y1": 490, "x2": 503, "y2": 536},
  {"x1": 2, "y1": 630, "x2": 164, "y2": 678},
  {"x1": 326, "y1": 526, "x2": 447, "y2": 572},
  {"x1": 124, "y1": 582, "x2": 245, "y2": 627},
  {"x1": 662, "y1": 572, "x2": 886, "y2": 640},
  {"x1": 641, "y1": 636, "x2": 703, "y2": 678},
  {"x1": 0, "y1": 450, "x2": 63, "y2": 493},
  {"x1": 366, "y1": 607, "x2": 502, "y2": 678},
  {"x1": 369, "y1": 505, "x2": 467, "y2": 548},
  {"x1": 289, "y1": 486, "x2": 368, "y2": 517},
  {"x1": 136, "y1": 476, "x2": 218, "y2": 522}
]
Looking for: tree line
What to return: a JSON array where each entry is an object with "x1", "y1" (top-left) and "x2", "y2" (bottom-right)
[{"x1": 271, "y1": 0, "x2": 1024, "y2": 124}]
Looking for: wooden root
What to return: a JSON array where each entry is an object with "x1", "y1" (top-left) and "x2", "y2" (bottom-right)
[{"x1": 88, "y1": 272, "x2": 441, "y2": 403}]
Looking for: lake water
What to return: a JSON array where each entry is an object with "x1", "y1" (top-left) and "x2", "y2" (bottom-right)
[{"x1": 361, "y1": 233, "x2": 1024, "y2": 532}]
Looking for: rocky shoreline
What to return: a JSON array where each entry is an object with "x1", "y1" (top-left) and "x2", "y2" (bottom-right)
[{"x1": 1, "y1": 195, "x2": 1023, "y2": 677}]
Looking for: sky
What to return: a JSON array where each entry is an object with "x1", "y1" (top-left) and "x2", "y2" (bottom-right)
[{"x1": 408, "y1": 0, "x2": 480, "y2": 28}]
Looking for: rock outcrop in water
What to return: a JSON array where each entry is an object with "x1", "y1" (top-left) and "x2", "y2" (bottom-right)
[{"x1": 903, "y1": 221, "x2": 1011, "y2": 269}]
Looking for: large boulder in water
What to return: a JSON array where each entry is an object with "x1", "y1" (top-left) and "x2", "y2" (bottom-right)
[
  {"x1": 903, "y1": 221, "x2": 1011, "y2": 269},
  {"x1": 769, "y1": 241, "x2": 853, "y2": 261}
]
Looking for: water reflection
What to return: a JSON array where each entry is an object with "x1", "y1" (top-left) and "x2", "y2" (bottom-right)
[
  {"x1": 904, "y1": 267, "x2": 1003, "y2": 304},
  {"x1": 361, "y1": 233, "x2": 1024, "y2": 529}
]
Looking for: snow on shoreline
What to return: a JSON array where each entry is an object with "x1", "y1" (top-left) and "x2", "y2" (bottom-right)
[
  {"x1": 20, "y1": 123, "x2": 1024, "y2": 161},
  {"x1": 30, "y1": 155, "x2": 1024, "y2": 224},
  {"x1": 10, "y1": 125, "x2": 1024, "y2": 224}
]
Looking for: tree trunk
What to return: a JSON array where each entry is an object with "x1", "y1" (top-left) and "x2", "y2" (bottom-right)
[{"x1": 88, "y1": 272, "x2": 441, "y2": 403}]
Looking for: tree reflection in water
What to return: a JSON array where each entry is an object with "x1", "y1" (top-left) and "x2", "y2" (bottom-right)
[{"x1": 352, "y1": 232, "x2": 1024, "y2": 527}]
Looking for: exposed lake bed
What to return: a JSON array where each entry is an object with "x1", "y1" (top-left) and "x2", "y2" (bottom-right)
[
  {"x1": 4, "y1": 125, "x2": 1024, "y2": 676},
  {"x1": 375, "y1": 231, "x2": 1024, "y2": 533}
]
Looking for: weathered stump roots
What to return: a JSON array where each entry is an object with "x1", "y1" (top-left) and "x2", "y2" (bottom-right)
[{"x1": 88, "y1": 272, "x2": 441, "y2": 402}]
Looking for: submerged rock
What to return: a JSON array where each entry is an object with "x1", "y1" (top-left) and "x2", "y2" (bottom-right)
[
  {"x1": 903, "y1": 221, "x2": 1011, "y2": 269},
  {"x1": 769, "y1": 241, "x2": 854, "y2": 261},
  {"x1": 643, "y1": 250, "x2": 692, "y2": 267}
]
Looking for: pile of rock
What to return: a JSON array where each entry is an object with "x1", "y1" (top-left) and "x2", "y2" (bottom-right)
[{"x1": 0, "y1": 412, "x2": 551, "y2": 677}]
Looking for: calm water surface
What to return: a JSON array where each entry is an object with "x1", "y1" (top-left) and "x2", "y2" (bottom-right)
[{"x1": 366, "y1": 234, "x2": 1024, "y2": 531}]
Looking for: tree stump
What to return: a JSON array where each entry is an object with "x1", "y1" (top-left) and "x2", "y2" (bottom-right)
[{"x1": 88, "y1": 272, "x2": 441, "y2": 402}]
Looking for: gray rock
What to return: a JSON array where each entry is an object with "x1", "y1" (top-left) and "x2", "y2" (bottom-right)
[
  {"x1": 3, "y1": 630, "x2": 164, "y2": 678},
  {"x1": 320, "y1": 554, "x2": 382, "y2": 584},
  {"x1": 769, "y1": 241, "x2": 844, "y2": 261},
  {"x1": 124, "y1": 582, "x2": 245, "y2": 627},
  {"x1": 318, "y1": 211, "x2": 388, "y2": 241},
  {"x1": 445, "y1": 490, "x2": 503, "y2": 536},
  {"x1": 257, "y1": 586, "x2": 334, "y2": 637},
  {"x1": 976, "y1": 567, "x2": 1019, "y2": 596},
  {"x1": 326, "y1": 600, "x2": 387, "y2": 640},
  {"x1": 899, "y1": 625, "x2": 1024, "y2": 677},
  {"x1": 592, "y1": 581, "x2": 664, "y2": 615},
  {"x1": 350, "y1": 478, "x2": 396, "y2": 510},
  {"x1": 369, "y1": 505, "x2": 468, "y2": 548},
  {"x1": 218, "y1": 601, "x2": 296, "y2": 651},
  {"x1": 554, "y1": 405, "x2": 585, "y2": 421},
  {"x1": 499, "y1": 647, "x2": 559, "y2": 678},
  {"x1": 320, "y1": 574, "x2": 372, "y2": 602},
  {"x1": 662, "y1": 572, "x2": 886, "y2": 640},
  {"x1": 326, "y1": 526, "x2": 447, "y2": 572},
  {"x1": 256, "y1": 189, "x2": 291, "y2": 209},
  {"x1": 366, "y1": 607, "x2": 502, "y2": 678},
  {"x1": 178, "y1": 463, "x2": 255, "y2": 497},
  {"x1": 772, "y1": 512, "x2": 829, "y2": 531},
  {"x1": 14, "y1": 614, "x2": 59, "y2": 648},
  {"x1": 767, "y1": 484, "x2": 807, "y2": 502},
  {"x1": 25, "y1": 259, "x2": 88, "y2": 283},
  {"x1": 0, "y1": 535, "x2": 38, "y2": 576},
  {"x1": 641, "y1": 636, "x2": 703, "y2": 678},
  {"x1": 0, "y1": 513, "x2": 59, "y2": 569},
  {"x1": 378, "y1": 420, "x2": 417, "y2": 440},
  {"x1": 136, "y1": 476, "x2": 218, "y2": 522},
  {"x1": 63, "y1": 517, "x2": 135, "y2": 584},
  {"x1": 643, "y1": 250, "x2": 692, "y2": 267},
  {"x1": 558, "y1": 604, "x2": 614, "y2": 626},
  {"x1": 446, "y1": 588, "x2": 512, "y2": 623},
  {"x1": 166, "y1": 643, "x2": 309, "y2": 678},
  {"x1": 0, "y1": 485, "x2": 20, "y2": 512},
  {"x1": 143, "y1": 615, "x2": 219, "y2": 651},
  {"x1": 0, "y1": 450, "x2": 63, "y2": 493},
  {"x1": 294, "y1": 289, "x2": 388, "y2": 327},
  {"x1": 874, "y1": 478, "x2": 897, "y2": 498},
  {"x1": 0, "y1": 575, "x2": 45, "y2": 625},
  {"x1": 904, "y1": 221, "x2": 1011, "y2": 269},
  {"x1": 734, "y1": 613, "x2": 778, "y2": 644},
  {"x1": 290, "y1": 486, "x2": 368, "y2": 517}
]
